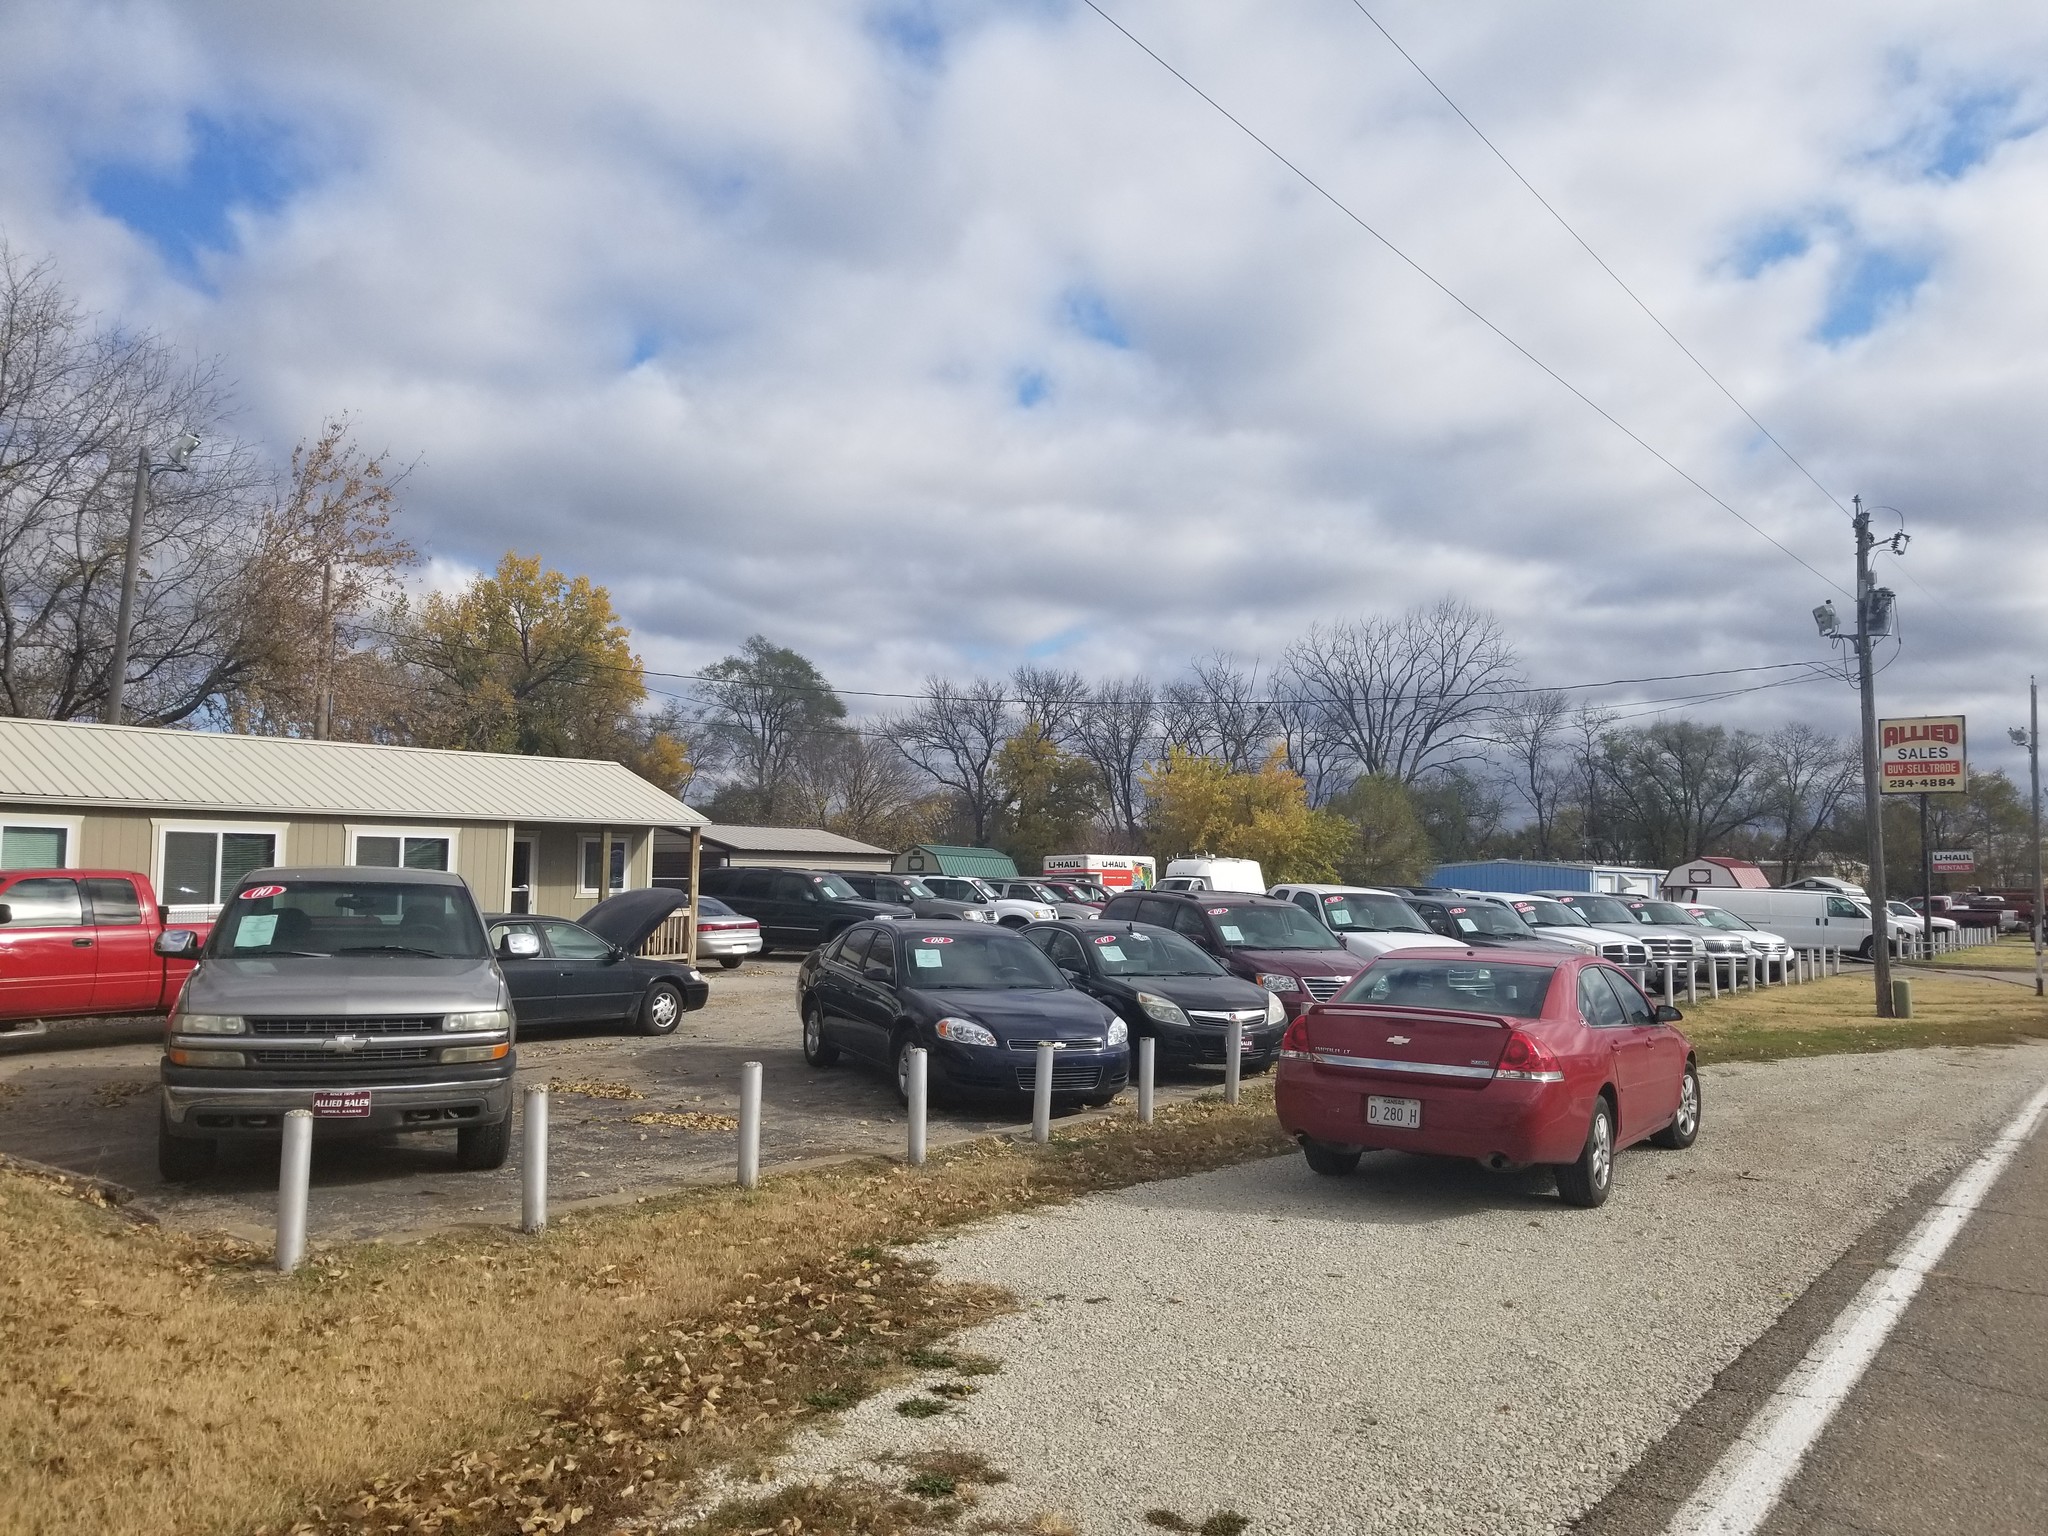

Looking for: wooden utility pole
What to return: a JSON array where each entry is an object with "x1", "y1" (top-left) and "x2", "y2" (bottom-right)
[
  {"x1": 1852, "y1": 496, "x2": 1895, "y2": 1016},
  {"x1": 315, "y1": 561, "x2": 334, "y2": 741}
]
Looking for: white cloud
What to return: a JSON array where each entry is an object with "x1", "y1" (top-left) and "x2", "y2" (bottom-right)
[{"x1": 2, "y1": 0, "x2": 2045, "y2": 775}]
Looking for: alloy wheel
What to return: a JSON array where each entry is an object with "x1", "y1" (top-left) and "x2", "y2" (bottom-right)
[
  {"x1": 1675, "y1": 1072, "x2": 1700, "y2": 1138},
  {"x1": 1590, "y1": 1108, "x2": 1614, "y2": 1189}
]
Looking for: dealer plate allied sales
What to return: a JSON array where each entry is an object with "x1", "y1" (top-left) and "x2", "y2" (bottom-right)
[
  {"x1": 312, "y1": 1089, "x2": 372, "y2": 1118},
  {"x1": 1365, "y1": 1094, "x2": 1421, "y2": 1129}
]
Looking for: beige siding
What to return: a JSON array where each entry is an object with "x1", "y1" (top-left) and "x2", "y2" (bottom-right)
[
  {"x1": 288, "y1": 818, "x2": 347, "y2": 865},
  {"x1": 458, "y1": 823, "x2": 510, "y2": 910},
  {"x1": 79, "y1": 809, "x2": 153, "y2": 870}
]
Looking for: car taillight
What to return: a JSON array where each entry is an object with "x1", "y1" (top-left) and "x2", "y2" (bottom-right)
[
  {"x1": 1280, "y1": 1016, "x2": 1312, "y2": 1056},
  {"x1": 1495, "y1": 1030, "x2": 1563, "y2": 1082}
]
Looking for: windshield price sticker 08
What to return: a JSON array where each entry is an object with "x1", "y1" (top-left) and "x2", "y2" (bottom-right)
[{"x1": 1879, "y1": 715, "x2": 1967, "y2": 795}]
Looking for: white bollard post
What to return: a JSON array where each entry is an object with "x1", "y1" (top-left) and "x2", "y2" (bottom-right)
[
  {"x1": 521, "y1": 1083, "x2": 549, "y2": 1234},
  {"x1": 737, "y1": 1060, "x2": 762, "y2": 1188},
  {"x1": 1137, "y1": 1035, "x2": 1156, "y2": 1125},
  {"x1": 1750, "y1": 954, "x2": 1762, "y2": 989},
  {"x1": 276, "y1": 1108, "x2": 312, "y2": 1274},
  {"x1": 1032, "y1": 1042, "x2": 1054, "y2": 1143},
  {"x1": 1686, "y1": 962, "x2": 1697, "y2": 1006},
  {"x1": 1663, "y1": 965, "x2": 1675, "y2": 1009},
  {"x1": 1708, "y1": 956, "x2": 1719, "y2": 998},
  {"x1": 1224, "y1": 1017, "x2": 1243, "y2": 1105},
  {"x1": 906, "y1": 1047, "x2": 928, "y2": 1167}
]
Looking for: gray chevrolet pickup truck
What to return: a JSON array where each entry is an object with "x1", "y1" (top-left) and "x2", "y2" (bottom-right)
[{"x1": 155, "y1": 865, "x2": 519, "y2": 1182}]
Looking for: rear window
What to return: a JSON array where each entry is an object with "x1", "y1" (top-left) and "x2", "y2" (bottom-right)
[
  {"x1": 210, "y1": 880, "x2": 487, "y2": 960},
  {"x1": 1337, "y1": 959, "x2": 1555, "y2": 1018}
]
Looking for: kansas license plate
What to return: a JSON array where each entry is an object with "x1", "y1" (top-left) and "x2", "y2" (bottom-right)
[
  {"x1": 1366, "y1": 1095, "x2": 1422, "y2": 1129},
  {"x1": 312, "y1": 1089, "x2": 372, "y2": 1119}
]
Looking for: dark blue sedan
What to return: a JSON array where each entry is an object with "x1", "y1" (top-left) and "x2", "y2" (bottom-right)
[{"x1": 797, "y1": 920, "x2": 1130, "y2": 1107}]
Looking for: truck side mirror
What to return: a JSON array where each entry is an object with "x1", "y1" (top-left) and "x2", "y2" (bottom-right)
[
  {"x1": 154, "y1": 928, "x2": 198, "y2": 957},
  {"x1": 0, "y1": 903, "x2": 11, "y2": 925},
  {"x1": 500, "y1": 931, "x2": 542, "y2": 959}
]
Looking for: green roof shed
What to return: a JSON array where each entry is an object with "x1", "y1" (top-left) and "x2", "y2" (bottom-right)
[{"x1": 893, "y1": 844, "x2": 1020, "y2": 879}]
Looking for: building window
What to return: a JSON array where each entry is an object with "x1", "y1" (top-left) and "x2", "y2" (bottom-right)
[
  {"x1": 158, "y1": 826, "x2": 282, "y2": 917},
  {"x1": 349, "y1": 827, "x2": 456, "y2": 871},
  {"x1": 579, "y1": 836, "x2": 627, "y2": 896},
  {"x1": 1, "y1": 821, "x2": 75, "y2": 870}
]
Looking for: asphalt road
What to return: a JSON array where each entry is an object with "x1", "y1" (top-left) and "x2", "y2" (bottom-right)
[
  {"x1": 721, "y1": 1042, "x2": 2048, "y2": 1536},
  {"x1": 0, "y1": 959, "x2": 1219, "y2": 1243}
]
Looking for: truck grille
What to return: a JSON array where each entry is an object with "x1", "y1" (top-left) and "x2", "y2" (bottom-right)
[
  {"x1": 1014, "y1": 1064, "x2": 1103, "y2": 1091},
  {"x1": 247, "y1": 1016, "x2": 441, "y2": 1037},
  {"x1": 1600, "y1": 943, "x2": 1651, "y2": 966},
  {"x1": 1302, "y1": 977, "x2": 1351, "y2": 1002},
  {"x1": 1641, "y1": 938, "x2": 1701, "y2": 960},
  {"x1": 249, "y1": 1046, "x2": 437, "y2": 1067}
]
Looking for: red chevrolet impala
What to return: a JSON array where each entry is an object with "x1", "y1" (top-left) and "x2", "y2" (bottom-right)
[{"x1": 1274, "y1": 949, "x2": 1699, "y2": 1207}]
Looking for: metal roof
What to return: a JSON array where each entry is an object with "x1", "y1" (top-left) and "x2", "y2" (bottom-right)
[
  {"x1": 698, "y1": 824, "x2": 892, "y2": 856},
  {"x1": 0, "y1": 718, "x2": 705, "y2": 828},
  {"x1": 894, "y1": 844, "x2": 1021, "y2": 878}
]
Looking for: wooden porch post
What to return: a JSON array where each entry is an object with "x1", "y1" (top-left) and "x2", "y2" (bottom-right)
[{"x1": 687, "y1": 824, "x2": 702, "y2": 966}]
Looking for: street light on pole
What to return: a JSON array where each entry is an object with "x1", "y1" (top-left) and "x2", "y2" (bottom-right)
[
  {"x1": 2008, "y1": 680, "x2": 2042, "y2": 997},
  {"x1": 104, "y1": 432, "x2": 199, "y2": 725}
]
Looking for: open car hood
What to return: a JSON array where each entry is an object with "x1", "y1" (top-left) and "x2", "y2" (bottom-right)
[{"x1": 577, "y1": 888, "x2": 688, "y2": 953}]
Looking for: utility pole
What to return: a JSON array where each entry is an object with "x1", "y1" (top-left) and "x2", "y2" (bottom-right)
[
  {"x1": 104, "y1": 446, "x2": 152, "y2": 726},
  {"x1": 315, "y1": 561, "x2": 335, "y2": 741},
  {"x1": 1852, "y1": 496, "x2": 1895, "y2": 1016},
  {"x1": 2022, "y1": 678, "x2": 2043, "y2": 997}
]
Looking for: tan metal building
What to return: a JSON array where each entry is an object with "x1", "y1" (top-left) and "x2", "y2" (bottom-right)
[
  {"x1": 0, "y1": 718, "x2": 706, "y2": 925},
  {"x1": 652, "y1": 824, "x2": 893, "y2": 880}
]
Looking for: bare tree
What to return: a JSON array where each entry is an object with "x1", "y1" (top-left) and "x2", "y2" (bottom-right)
[
  {"x1": 1492, "y1": 688, "x2": 1570, "y2": 858},
  {"x1": 1071, "y1": 674, "x2": 1156, "y2": 837},
  {"x1": 1596, "y1": 721, "x2": 1769, "y2": 866},
  {"x1": 887, "y1": 677, "x2": 1014, "y2": 845},
  {"x1": 694, "y1": 636, "x2": 848, "y2": 822},
  {"x1": 1009, "y1": 664, "x2": 1089, "y2": 747},
  {"x1": 1757, "y1": 723, "x2": 1859, "y2": 882},
  {"x1": 1282, "y1": 601, "x2": 1520, "y2": 785},
  {"x1": 1159, "y1": 653, "x2": 1277, "y2": 772},
  {"x1": 0, "y1": 242, "x2": 269, "y2": 724}
]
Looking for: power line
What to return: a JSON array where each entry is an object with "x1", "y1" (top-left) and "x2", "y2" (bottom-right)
[
  {"x1": 1074, "y1": 0, "x2": 1849, "y2": 597},
  {"x1": 1343, "y1": 2, "x2": 1854, "y2": 521}
]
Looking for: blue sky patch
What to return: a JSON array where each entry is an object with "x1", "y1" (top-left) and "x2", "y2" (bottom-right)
[
  {"x1": 1925, "y1": 86, "x2": 2034, "y2": 179},
  {"x1": 1064, "y1": 286, "x2": 1130, "y2": 348},
  {"x1": 1818, "y1": 247, "x2": 1929, "y2": 343},
  {"x1": 86, "y1": 112, "x2": 304, "y2": 282},
  {"x1": 1734, "y1": 222, "x2": 1810, "y2": 278},
  {"x1": 628, "y1": 327, "x2": 662, "y2": 368},
  {"x1": 871, "y1": 3, "x2": 944, "y2": 69},
  {"x1": 1025, "y1": 624, "x2": 1089, "y2": 659},
  {"x1": 1014, "y1": 368, "x2": 1050, "y2": 407}
]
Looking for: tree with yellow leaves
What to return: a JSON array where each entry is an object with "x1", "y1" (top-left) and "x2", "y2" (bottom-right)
[
  {"x1": 1141, "y1": 746, "x2": 1349, "y2": 883},
  {"x1": 398, "y1": 552, "x2": 690, "y2": 794}
]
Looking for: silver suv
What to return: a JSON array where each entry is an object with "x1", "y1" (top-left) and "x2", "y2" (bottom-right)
[
  {"x1": 155, "y1": 866, "x2": 515, "y2": 1181},
  {"x1": 1533, "y1": 890, "x2": 1707, "y2": 982}
]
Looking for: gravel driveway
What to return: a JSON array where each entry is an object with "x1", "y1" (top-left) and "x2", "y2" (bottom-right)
[{"x1": 719, "y1": 1043, "x2": 2048, "y2": 1536}]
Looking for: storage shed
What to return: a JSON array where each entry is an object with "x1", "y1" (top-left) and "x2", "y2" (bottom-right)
[
  {"x1": 0, "y1": 718, "x2": 705, "y2": 925},
  {"x1": 651, "y1": 824, "x2": 893, "y2": 880},
  {"x1": 893, "y1": 844, "x2": 1020, "y2": 880},
  {"x1": 1427, "y1": 859, "x2": 1665, "y2": 896}
]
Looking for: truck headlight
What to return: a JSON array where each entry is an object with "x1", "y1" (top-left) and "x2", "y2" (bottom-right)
[
  {"x1": 173, "y1": 1013, "x2": 244, "y2": 1035},
  {"x1": 1254, "y1": 972, "x2": 1299, "y2": 993},
  {"x1": 166, "y1": 1048, "x2": 244, "y2": 1067},
  {"x1": 1134, "y1": 991, "x2": 1190, "y2": 1026},
  {"x1": 443, "y1": 1009, "x2": 513, "y2": 1033},
  {"x1": 934, "y1": 1016, "x2": 997, "y2": 1047}
]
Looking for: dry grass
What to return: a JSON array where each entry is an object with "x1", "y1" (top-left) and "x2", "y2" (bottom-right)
[
  {"x1": 1922, "y1": 938, "x2": 2042, "y2": 972},
  {"x1": 1675, "y1": 970, "x2": 2048, "y2": 1060},
  {"x1": 0, "y1": 1087, "x2": 1289, "y2": 1536}
]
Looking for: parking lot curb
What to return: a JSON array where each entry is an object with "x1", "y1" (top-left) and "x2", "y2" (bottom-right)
[{"x1": 0, "y1": 1150, "x2": 159, "y2": 1225}]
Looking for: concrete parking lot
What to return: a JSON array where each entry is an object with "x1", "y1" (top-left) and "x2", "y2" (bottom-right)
[
  {"x1": 720, "y1": 1041, "x2": 2048, "y2": 1536},
  {"x1": 0, "y1": 958, "x2": 1222, "y2": 1243}
]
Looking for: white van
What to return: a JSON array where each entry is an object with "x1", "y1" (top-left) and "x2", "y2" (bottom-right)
[
  {"x1": 1701, "y1": 888, "x2": 1910, "y2": 957},
  {"x1": 1160, "y1": 857, "x2": 1266, "y2": 894}
]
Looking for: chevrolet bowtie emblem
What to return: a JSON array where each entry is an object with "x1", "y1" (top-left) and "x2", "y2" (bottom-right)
[
  {"x1": 1386, "y1": 1035, "x2": 1411, "y2": 1045},
  {"x1": 323, "y1": 1034, "x2": 369, "y2": 1053}
]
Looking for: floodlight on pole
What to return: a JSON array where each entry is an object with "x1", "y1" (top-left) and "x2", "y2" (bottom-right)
[{"x1": 1812, "y1": 601, "x2": 1839, "y2": 638}]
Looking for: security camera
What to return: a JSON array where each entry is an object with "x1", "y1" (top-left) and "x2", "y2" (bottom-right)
[{"x1": 1811, "y1": 601, "x2": 1838, "y2": 637}]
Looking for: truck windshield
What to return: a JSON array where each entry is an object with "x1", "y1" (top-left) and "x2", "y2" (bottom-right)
[
  {"x1": 210, "y1": 881, "x2": 488, "y2": 960},
  {"x1": 1507, "y1": 899, "x2": 1585, "y2": 930},
  {"x1": 1691, "y1": 908, "x2": 1755, "y2": 932},
  {"x1": 1630, "y1": 901, "x2": 1703, "y2": 926},
  {"x1": 1317, "y1": 892, "x2": 1431, "y2": 933},
  {"x1": 811, "y1": 874, "x2": 859, "y2": 900},
  {"x1": 1568, "y1": 895, "x2": 1641, "y2": 926},
  {"x1": 1211, "y1": 904, "x2": 1344, "y2": 951}
]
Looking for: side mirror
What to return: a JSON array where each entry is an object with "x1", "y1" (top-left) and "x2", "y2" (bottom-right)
[
  {"x1": 863, "y1": 963, "x2": 892, "y2": 983},
  {"x1": 0, "y1": 902, "x2": 10, "y2": 926},
  {"x1": 1655, "y1": 1004, "x2": 1683, "y2": 1023},
  {"x1": 500, "y1": 932, "x2": 542, "y2": 959},
  {"x1": 1060, "y1": 965, "x2": 1085, "y2": 982},
  {"x1": 154, "y1": 928, "x2": 199, "y2": 957}
]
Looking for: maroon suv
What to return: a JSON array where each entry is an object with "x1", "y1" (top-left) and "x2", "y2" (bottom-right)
[{"x1": 1096, "y1": 889, "x2": 1365, "y2": 1019}]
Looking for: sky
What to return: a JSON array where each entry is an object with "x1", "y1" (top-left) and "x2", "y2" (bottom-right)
[{"x1": 2, "y1": 0, "x2": 2045, "y2": 773}]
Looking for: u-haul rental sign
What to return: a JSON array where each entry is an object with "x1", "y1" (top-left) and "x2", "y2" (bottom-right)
[{"x1": 1880, "y1": 715, "x2": 1967, "y2": 795}]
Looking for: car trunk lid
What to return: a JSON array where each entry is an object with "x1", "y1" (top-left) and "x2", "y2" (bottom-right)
[{"x1": 1296, "y1": 1002, "x2": 1516, "y2": 1086}]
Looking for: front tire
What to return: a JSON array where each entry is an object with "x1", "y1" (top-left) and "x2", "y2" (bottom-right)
[
  {"x1": 456, "y1": 1116, "x2": 512, "y2": 1171},
  {"x1": 158, "y1": 1114, "x2": 216, "y2": 1183},
  {"x1": 1555, "y1": 1097, "x2": 1615, "y2": 1208},
  {"x1": 637, "y1": 981, "x2": 684, "y2": 1036},
  {"x1": 1652, "y1": 1060, "x2": 1701, "y2": 1149},
  {"x1": 1301, "y1": 1139, "x2": 1362, "y2": 1177},
  {"x1": 802, "y1": 1000, "x2": 840, "y2": 1067}
]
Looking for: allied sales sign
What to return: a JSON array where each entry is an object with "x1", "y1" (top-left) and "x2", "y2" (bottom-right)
[{"x1": 1879, "y1": 715, "x2": 1967, "y2": 795}]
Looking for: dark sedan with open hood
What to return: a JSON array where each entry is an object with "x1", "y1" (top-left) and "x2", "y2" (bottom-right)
[
  {"x1": 1022, "y1": 920, "x2": 1285, "y2": 1068},
  {"x1": 797, "y1": 921, "x2": 1129, "y2": 1107},
  {"x1": 485, "y1": 888, "x2": 709, "y2": 1034}
]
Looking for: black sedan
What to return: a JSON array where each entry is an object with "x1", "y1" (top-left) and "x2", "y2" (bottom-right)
[
  {"x1": 797, "y1": 921, "x2": 1129, "y2": 1107},
  {"x1": 1023, "y1": 920, "x2": 1286, "y2": 1068},
  {"x1": 485, "y1": 889, "x2": 710, "y2": 1035}
]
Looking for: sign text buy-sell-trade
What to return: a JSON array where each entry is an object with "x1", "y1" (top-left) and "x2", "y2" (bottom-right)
[{"x1": 1879, "y1": 715, "x2": 1967, "y2": 795}]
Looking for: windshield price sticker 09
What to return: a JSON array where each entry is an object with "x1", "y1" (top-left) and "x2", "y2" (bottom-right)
[{"x1": 1879, "y1": 714, "x2": 1967, "y2": 795}]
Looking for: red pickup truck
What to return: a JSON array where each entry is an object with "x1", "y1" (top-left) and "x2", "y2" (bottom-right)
[{"x1": 0, "y1": 869, "x2": 208, "y2": 1031}]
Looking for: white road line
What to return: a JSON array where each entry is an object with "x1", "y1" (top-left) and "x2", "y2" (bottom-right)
[{"x1": 1666, "y1": 1077, "x2": 2048, "y2": 1536}]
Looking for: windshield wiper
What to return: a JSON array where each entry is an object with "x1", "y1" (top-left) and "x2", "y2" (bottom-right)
[
  {"x1": 235, "y1": 948, "x2": 325, "y2": 958},
  {"x1": 337, "y1": 944, "x2": 449, "y2": 957}
]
